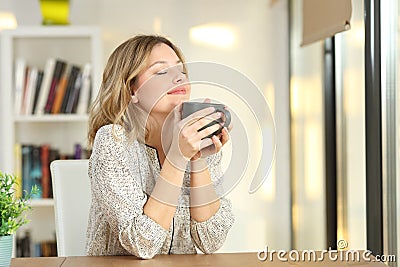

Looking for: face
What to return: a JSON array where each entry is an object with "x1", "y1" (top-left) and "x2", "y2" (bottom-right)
[{"x1": 133, "y1": 43, "x2": 191, "y2": 116}]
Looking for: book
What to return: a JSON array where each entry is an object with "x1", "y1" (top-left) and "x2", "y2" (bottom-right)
[
  {"x1": 74, "y1": 143, "x2": 82, "y2": 159},
  {"x1": 31, "y1": 70, "x2": 44, "y2": 114},
  {"x1": 24, "y1": 67, "x2": 39, "y2": 115},
  {"x1": 61, "y1": 65, "x2": 81, "y2": 113},
  {"x1": 76, "y1": 63, "x2": 92, "y2": 114},
  {"x1": 21, "y1": 144, "x2": 32, "y2": 198},
  {"x1": 51, "y1": 64, "x2": 71, "y2": 114},
  {"x1": 40, "y1": 240, "x2": 57, "y2": 257},
  {"x1": 20, "y1": 66, "x2": 31, "y2": 115},
  {"x1": 45, "y1": 59, "x2": 67, "y2": 113},
  {"x1": 13, "y1": 143, "x2": 23, "y2": 199},
  {"x1": 67, "y1": 72, "x2": 83, "y2": 113},
  {"x1": 40, "y1": 144, "x2": 51, "y2": 198},
  {"x1": 48, "y1": 148, "x2": 61, "y2": 199},
  {"x1": 14, "y1": 58, "x2": 27, "y2": 115},
  {"x1": 30, "y1": 146, "x2": 43, "y2": 198},
  {"x1": 34, "y1": 243, "x2": 42, "y2": 257},
  {"x1": 18, "y1": 143, "x2": 85, "y2": 199},
  {"x1": 35, "y1": 58, "x2": 56, "y2": 115},
  {"x1": 16, "y1": 230, "x2": 31, "y2": 257}
]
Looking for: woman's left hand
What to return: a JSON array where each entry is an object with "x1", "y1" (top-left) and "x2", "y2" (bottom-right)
[
  {"x1": 191, "y1": 125, "x2": 231, "y2": 160},
  {"x1": 191, "y1": 98, "x2": 232, "y2": 160}
]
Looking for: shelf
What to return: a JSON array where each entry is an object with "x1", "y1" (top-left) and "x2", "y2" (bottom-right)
[
  {"x1": 0, "y1": 25, "x2": 101, "y2": 258},
  {"x1": 14, "y1": 114, "x2": 89, "y2": 122},
  {"x1": 29, "y1": 198, "x2": 54, "y2": 207},
  {"x1": 2, "y1": 26, "x2": 101, "y2": 38}
]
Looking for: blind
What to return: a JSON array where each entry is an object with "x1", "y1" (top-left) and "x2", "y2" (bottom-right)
[{"x1": 302, "y1": 0, "x2": 352, "y2": 46}]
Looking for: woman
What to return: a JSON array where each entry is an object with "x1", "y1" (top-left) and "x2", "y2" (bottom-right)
[{"x1": 85, "y1": 34, "x2": 234, "y2": 259}]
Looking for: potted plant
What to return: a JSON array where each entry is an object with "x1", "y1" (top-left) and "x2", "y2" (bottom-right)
[{"x1": 0, "y1": 171, "x2": 38, "y2": 267}]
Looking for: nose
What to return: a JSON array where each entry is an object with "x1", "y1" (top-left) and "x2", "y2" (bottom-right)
[
  {"x1": 173, "y1": 74, "x2": 183, "y2": 84},
  {"x1": 172, "y1": 67, "x2": 186, "y2": 84}
]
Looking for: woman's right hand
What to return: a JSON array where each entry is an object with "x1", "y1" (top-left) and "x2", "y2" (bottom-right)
[{"x1": 166, "y1": 104, "x2": 222, "y2": 169}]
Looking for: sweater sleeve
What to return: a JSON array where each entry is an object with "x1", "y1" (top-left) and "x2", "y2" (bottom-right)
[
  {"x1": 190, "y1": 152, "x2": 235, "y2": 253},
  {"x1": 87, "y1": 125, "x2": 168, "y2": 259}
]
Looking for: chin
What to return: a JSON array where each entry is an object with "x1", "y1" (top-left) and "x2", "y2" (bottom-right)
[
  {"x1": 154, "y1": 95, "x2": 190, "y2": 114},
  {"x1": 171, "y1": 94, "x2": 190, "y2": 102}
]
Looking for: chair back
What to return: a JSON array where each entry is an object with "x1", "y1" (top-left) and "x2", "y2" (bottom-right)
[{"x1": 50, "y1": 159, "x2": 90, "y2": 256}]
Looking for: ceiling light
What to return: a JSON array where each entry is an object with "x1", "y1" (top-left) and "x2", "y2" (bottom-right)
[
  {"x1": 0, "y1": 12, "x2": 17, "y2": 31},
  {"x1": 189, "y1": 24, "x2": 236, "y2": 48}
]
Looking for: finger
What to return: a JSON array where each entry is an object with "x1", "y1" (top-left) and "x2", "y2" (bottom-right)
[
  {"x1": 220, "y1": 127, "x2": 230, "y2": 145},
  {"x1": 222, "y1": 106, "x2": 232, "y2": 130},
  {"x1": 191, "y1": 151, "x2": 201, "y2": 161},
  {"x1": 181, "y1": 106, "x2": 215, "y2": 125},
  {"x1": 203, "y1": 98, "x2": 211, "y2": 103},
  {"x1": 190, "y1": 112, "x2": 222, "y2": 131},
  {"x1": 197, "y1": 123, "x2": 221, "y2": 140},
  {"x1": 212, "y1": 135, "x2": 222, "y2": 152},
  {"x1": 216, "y1": 127, "x2": 225, "y2": 139},
  {"x1": 227, "y1": 123, "x2": 233, "y2": 132},
  {"x1": 199, "y1": 138, "x2": 213, "y2": 150}
]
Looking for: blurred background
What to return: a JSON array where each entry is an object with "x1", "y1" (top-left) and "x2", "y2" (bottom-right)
[{"x1": 0, "y1": 0, "x2": 398, "y2": 265}]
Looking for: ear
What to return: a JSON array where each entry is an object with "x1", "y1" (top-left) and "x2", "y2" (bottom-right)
[{"x1": 131, "y1": 95, "x2": 139, "y2": 103}]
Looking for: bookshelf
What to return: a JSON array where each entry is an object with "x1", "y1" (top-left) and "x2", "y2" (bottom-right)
[
  {"x1": 0, "y1": 26, "x2": 102, "y2": 257},
  {"x1": 14, "y1": 114, "x2": 89, "y2": 122}
]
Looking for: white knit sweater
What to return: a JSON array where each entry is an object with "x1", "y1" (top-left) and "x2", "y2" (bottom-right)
[{"x1": 85, "y1": 124, "x2": 234, "y2": 259}]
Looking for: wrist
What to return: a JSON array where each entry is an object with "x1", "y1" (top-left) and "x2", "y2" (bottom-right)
[
  {"x1": 190, "y1": 157, "x2": 208, "y2": 173},
  {"x1": 166, "y1": 150, "x2": 190, "y2": 171}
]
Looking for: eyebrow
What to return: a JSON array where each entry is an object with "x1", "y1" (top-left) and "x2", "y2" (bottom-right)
[{"x1": 148, "y1": 60, "x2": 182, "y2": 68}]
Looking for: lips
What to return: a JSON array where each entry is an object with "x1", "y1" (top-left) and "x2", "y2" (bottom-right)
[{"x1": 167, "y1": 87, "x2": 187, "y2": 95}]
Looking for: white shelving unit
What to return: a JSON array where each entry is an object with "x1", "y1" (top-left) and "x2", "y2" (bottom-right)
[
  {"x1": 30, "y1": 198, "x2": 55, "y2": 207},
  {"x1": 0, "y1": 26, "x2": 102, "y2": 256},
  {"x1": 14, "y1": 114, "x2": 89, "y2": 122}
]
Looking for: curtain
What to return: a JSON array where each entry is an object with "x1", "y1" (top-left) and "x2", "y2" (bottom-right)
[{"x1": 302, "y1": 0, "x2": 352, "y2": 46}]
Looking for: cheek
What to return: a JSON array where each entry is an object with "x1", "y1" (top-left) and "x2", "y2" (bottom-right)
[
  {"x1": 186, "y1": 83, "x2": 192, "y2": 95},
  {"x1": 136, "y1": 76, "x2": 172, "y2": 112}
]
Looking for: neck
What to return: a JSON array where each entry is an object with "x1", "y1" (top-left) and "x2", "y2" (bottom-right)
[{"x1": 145, "y1": 113, "x2": 167, "y2": 149}]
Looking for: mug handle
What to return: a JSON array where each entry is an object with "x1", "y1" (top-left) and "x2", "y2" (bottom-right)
[{"x1": 215, "y1": 107, "x2": 231, "y2": 128}]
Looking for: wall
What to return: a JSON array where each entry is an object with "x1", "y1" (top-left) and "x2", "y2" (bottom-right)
[
  {"x1": 335, "y1": 0, "x2": 366, "y2": 250},
  {"x1": 289, "y1": 0, "x2": 326, "y2": 250}
]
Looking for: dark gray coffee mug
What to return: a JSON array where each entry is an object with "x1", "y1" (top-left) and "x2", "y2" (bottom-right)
[{"x1": 181, "y1": 102, "x2": 231, "y2": 139}]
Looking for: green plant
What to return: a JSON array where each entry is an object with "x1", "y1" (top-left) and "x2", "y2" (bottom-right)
[{"x1": 0, "y1": 171, "x2": 38, "y2": 236}]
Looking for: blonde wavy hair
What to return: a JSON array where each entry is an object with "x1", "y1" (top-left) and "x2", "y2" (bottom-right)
[{"x1": 87, "y1": 35, "x2": 186, "y2": 147}]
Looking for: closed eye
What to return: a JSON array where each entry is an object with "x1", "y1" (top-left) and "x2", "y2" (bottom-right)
[
  {"x1": 156, "y1": 70, "x2": 186, "y2": 75},
  {"x1": 156, "y1": 70, "x2": 167, "y2": 75}
]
